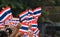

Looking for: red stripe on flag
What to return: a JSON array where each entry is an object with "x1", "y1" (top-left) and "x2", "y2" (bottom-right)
[
  {"x1": 3, "y1": 15, "x2": 12, "y2": 22},
  {"x1": 18, "y1": 10, "x2": 28, "y2": 16},
  {"x1": 0, "y1": 6, "x2": 10, "y2": 14},
  {"x1": 33, "y1": 7, "x2": 41, "y2": 11}
]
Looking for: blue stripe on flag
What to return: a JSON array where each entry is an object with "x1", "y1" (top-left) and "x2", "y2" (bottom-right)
[
  {"x1": 0, "y1": 10, "x2": 11, "y2": 21},
  {"x1": 12, "y1": 20, "x2": 19, "y2": 21},
  {"x1": 20, "y1": 26, "x2": 28, "y2": 30},
  {"x1": 28, "y1": 12, "x2": 32, "y2": 14},
  {"x1": 22, "y1": 17, "x2": 34, "y2": 21},
  {"x1": 33, "y1": 10, "x2": 41, "y2": 15},
  {"x1": 27, "y1": 17, "x2": 33, "y2": 20},
  {"x1": 32, "y1": 25, "x2": 37, "y2": 27},
  {"x1": 34, "y1": 29, "x2": 39, "y2": 34},
  {"x1": 20, "y1": 13, "x2": 28, "y2": 19}
]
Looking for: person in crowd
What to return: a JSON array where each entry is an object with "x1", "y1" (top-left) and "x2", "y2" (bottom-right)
[
  {"x1": 10, "y1": 23, "x2": 22, "y2": 37},
  {"x1": 0, "y1": 30, "x2": 8, "y2": 37},
  {"x1": 5, "y1": 25, "x2": 12, "y2": 35},
  {"x1": 0, "y1": 22, "x2": 21, "y2": 37},
  {"x1": 15, "y1": 32, "x2": 24, "y2": 37}
]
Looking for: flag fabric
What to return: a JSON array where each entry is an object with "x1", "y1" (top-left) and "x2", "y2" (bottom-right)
[
  {"x1": 26, "y1": 9, "x2": 38, "y2": 31},
  {"x1": 0, "y1": 22, "x2": 5, "y2": 28},
  {"x1": 5, "y1": 19, "x2": 11, "y2": 25},
  {"x1": 29, "y1": 19, "x2": 38, "y2": 31},
  {"x1": 28, "y1": 7, "x2": 41, "y2": 32},
  {"x1": 5, "y1": 17, "x2": 20, "y2": 28},
  {"x1": 0, "y1": 22, "x2": 5, "y2": 25},
  {"x1": 24, "y1": 9, "x2": 34, "y2": 22},
  {"x1": 19, "y1": 7, "x2": 42, "y2": 23},
  {"x1": 32, "y1": 7, "x2": 42, "y2": 17},
  {"x1": 18, "y1": 9, "x2": 33, "y2": 33},
  {"x1": 0, "y1": 24, "x2": 5, "y2": 28},
  {"x1": 19, "y1": 10, "x2": 29, "y2": 33},
  {"x1": 33, "y1": 28, "x2": 40, "y2": 35},
  {"x1": 0, "y1": 6, "x2": 12, "y2": 22},
  {"x1": 18, "y1": 7, "x2": 41, "y2": 36},
  {"x1": 28, "y1": 7, "x2": 42, "y2": 20},
  {"x1": 19, "y1": 10, "x2": 28, "y2": 22},
  {"x1": 23, "y1": 33, "x2": 29, "y2": 37},
  {"x1": 19, "y1": 22, "x2": 29, "y2": 33},
  {"x1": 24, "y1": 7, "x2": 42, "y2": 23},
  {"x1": 10, "y1": 17, "x2": 19, "y2": 26}
]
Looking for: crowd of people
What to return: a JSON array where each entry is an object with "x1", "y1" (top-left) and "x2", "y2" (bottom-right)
[{"x1": 0, "y1": 22, "x2": 40, "y2": 37}]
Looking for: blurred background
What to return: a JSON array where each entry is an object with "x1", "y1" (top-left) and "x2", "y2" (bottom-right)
[{"x1": 0, "y1": 0, "x2": 60, "y2": 37}]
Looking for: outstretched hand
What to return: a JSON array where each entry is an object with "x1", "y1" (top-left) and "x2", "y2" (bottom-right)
[{"x1": 16, "y1": 22, "x2": 22, "y2": 29}]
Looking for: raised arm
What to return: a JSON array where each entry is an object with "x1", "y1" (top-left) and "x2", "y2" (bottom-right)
[{"x1": 10, "y1": 23, "x2": 21, "y2": 37}]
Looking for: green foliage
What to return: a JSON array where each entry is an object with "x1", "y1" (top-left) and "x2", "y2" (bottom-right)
[{"x1": 0, "y1": 0, "x2": 60, "y2": 22}]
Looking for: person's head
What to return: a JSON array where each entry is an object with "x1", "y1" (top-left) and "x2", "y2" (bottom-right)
[
  {"x1": 6, "y1": 28, "x2": 12, "y2": 35},
  {"x1": 0, "y1": 30, "x2": 8, "y2": 37}
]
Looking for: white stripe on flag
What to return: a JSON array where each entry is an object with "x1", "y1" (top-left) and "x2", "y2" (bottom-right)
[
  {"x1": 19, "y1": 29, "x2": 28, "y2": 32},
  {"x1": 0, "y1": 8, "x2": 10, "y2": 17},
  {"x1": 0, "y1": 13, "x2": 12, "y2": 22}
]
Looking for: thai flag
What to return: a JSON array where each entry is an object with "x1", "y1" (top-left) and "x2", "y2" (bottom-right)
[
  {"x1": 33, "y1": 7, "x2": 42, "y2": 17},
  {"x1": 5, "y1": 20, "x2": 10, "y2": 25},
  {"x1": 10, "y1": 17, "x2": 19, "y2": 26},
  {"x1": 29, "y1": 7, "x2": 42, "y2": 20},
  {"x1": 5, "y1": 17, "x2": 19, "y2": 28},
  {"x1": 0, "y1": 22, "x2": 5, "y2": 28},
  {"x1": 0, "y1": 22, "x2": 5, "y2": 25},
  {"x1": 34, "y1": 28, "x2": 40, "y2": 35},
  {"x1": 0, "y1": 6, "x2": 12, "y2": 22},
  {"x1": 19, "y1": 10, "x2": 30, "y2": 33},
  {"x1": 19, "y1": 10, "x2": 28, "y2": 22},
  {"x1": 19, "y1": 22, "x2": 29, "y2": 33},
  {"x1": 25, "y1": 8, "x2": 41, "y2": 22},
  {"x1": 20, "y1": 9, "x2": 39, "y2": 31},
  {"x1": 19, "y1": 9, "x2": 33, "y2": 23},
  {"x1": 0, "y1": 24, "x2": 5, "y2": 28},
  {"x1": 28, "y1": 19, "x2": 38, "y2": 31},
  {"x1": 32, "y1": 28, "x2": 39, "y2": 37},
  {"x1": 22, "y1": 9, "x2": 34, "y2": 23}
]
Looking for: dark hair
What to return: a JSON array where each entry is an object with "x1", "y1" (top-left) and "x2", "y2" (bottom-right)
[
  {"x1": 6, "y1": 28, "x2": 12, "y2": 35},
  {"x1": 0, "y1": 30, "x2": 8, "y2": 37}
]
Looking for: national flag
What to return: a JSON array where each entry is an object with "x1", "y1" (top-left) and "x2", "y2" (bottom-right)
[
  {"x1": 18, "y1": 7, "x2": 41, "y2": 35},
  {"x1": 34, "y1": 28, "x2": 40, "y2": 35},
  {"x1": 22, "y1": 9, "x2": 35, "y2": 23},
  {"x1": 10, "y1": 17, "x2": 19, "y2": 26},
  {"x1": 19, "y1": 10, "x2": 28, "y2": 21},
  {"x1": 5, "y1": 19, "x2": 11, "y2": 25},
  {"x1": 0, "y1": 23, "x2": 5, "y2": 28},
  {"x1": 29, "y1": 7, "x2": 42, "y2": 20},
  {"x1": 28, "y1": 18, "x2": 38, "y2": 31},
  {"x1": 5, "y1": 17, "x2": 20, "y2": 28},
  {"x1": 19, "y1": 10, "x2": 30, "y2": 33},
  {"x1": 33, "y1": 7, "x2": 42, "y2": 17},
  {"x1": 0, "y1": 22, "x2": 5, "y2": 25},
  {"x1": 19, "y1": 22, "x2": 29, "y2": 33},
  {"x1": 0, "y1": 6, "x2": 12, "y2": 22}
]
